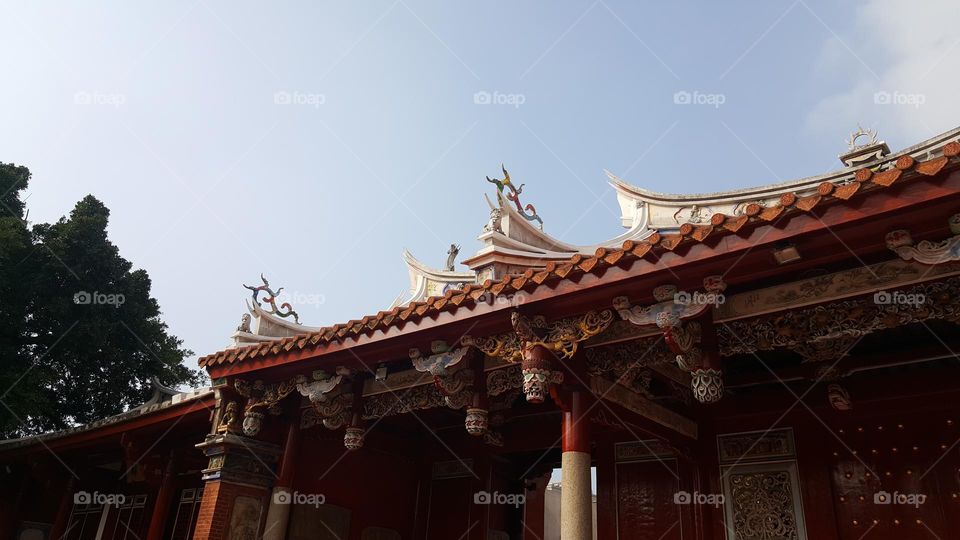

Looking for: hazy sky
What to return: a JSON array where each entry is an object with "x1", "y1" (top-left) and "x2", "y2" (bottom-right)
[{"x1": 2, "y1": 1, "x2": 957, "y2": 371}]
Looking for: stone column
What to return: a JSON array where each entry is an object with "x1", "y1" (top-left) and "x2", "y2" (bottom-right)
[
  {"x1": 560, "y1": 391, "x2": 592, "y2": 540},
  {"x1": 145, "y1": 455, "x2": 178, "y2": 540},
  {"x1": 262, "y1": 419, "x2": 300, "y2": 540}
]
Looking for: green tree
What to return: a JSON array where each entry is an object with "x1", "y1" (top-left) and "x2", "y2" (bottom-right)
[
  {"x1": 0, "y1": 165, "x2": 203, "y2": 437},
  {"x1": 0, "y1": 164, "x2": 43, "y2": 436}
]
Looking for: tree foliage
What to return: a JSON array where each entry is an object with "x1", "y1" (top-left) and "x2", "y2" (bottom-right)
[{"x1": 0, "y1": 163, "x2": 204, "y2": 437}]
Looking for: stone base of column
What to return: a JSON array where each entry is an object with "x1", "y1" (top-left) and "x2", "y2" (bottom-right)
[{"x1": 560, "y1": 451, "x2": 592, "y2": 540}]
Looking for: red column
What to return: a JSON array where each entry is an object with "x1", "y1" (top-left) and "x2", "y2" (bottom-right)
[
  {"x1": 145, "y1": 456, "x2": 178, "y2": 540},
  {"x1": 560, "y1": 391, "x2": 592, "y2": 540},
  {"x1": 49, "y1": 475, "x2": 77, "y2": 540}
]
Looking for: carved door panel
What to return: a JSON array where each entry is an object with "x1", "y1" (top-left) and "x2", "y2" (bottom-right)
[
  {"x1": 616, "y1": 459, "x2": 682, "y2": 539},
  {"x1": 721, "y1": 462, "x2": 807, "y2": 540}
]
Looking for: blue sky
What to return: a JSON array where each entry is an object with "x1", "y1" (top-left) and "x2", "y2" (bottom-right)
[{"x1": 2, "y1": 0, "x2": 957, "y2": 368}]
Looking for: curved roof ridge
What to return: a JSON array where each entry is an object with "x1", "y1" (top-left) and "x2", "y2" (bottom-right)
[
  {"x1": 607, "y1": 125, "x2": 960, "y2": 204},
  {"x1": 198, "y1": 130, "x2": 960, "y2": 370}
]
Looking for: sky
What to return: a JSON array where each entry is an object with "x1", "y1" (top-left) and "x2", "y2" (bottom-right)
[{"x1": 2, "y1": 0, "x2": 958, "y2": 372}]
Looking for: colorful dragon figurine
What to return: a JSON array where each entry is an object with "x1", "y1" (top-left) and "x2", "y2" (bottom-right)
[
  {"x1": 486, "y1": 164, "x2": 543, "y2": 229},
  {"x1": 243, "y1": 274, "x2": 300, "y2": 324}
]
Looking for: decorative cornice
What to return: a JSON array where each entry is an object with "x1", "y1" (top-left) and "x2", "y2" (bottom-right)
[{"x1": 719, "y1": 276, "x2": 960, "y2": 357}]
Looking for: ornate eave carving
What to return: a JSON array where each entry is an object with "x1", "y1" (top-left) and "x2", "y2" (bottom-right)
[
  {"x1": 887, "y1": 213, "x2": 960, "y2": 265},
  {"x1": 461, "y1": 332, "x2": 521, "y2": 363},
  {"x1": 296, "y1": 368, "x2": 356, "y2": 431},
  {"x1": 233, "y1": 377, "x2": 299, "y2": 436},
  {"x1": 462, "y1": 310, "x2": 613, "y2": 403},
  {"x1": 361, "y1": 384, "x2": 446, "y2": 419},
  {"x1": 585, "y1": 338, "x2": 675, "y2": 399},
  {"x1": 511, "y1": 310, "x2": 615, "y2": 360},
  {"x1": 612, "y1": 277, "x2": 726, "y2": 329},
  {"x1": 614, "y1": 278, "x2": 726, "y2": 404},
  {"x1": 719, "y1": 276, "x2": 960, "y2": 357},
  {"x1": 409, "y1": 342, "x2": 475, "y2": 409}
]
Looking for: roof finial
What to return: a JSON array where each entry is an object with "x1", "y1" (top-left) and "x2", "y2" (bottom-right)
[
  {"x1": 445, "y1": 244, "x2": 460, "y2": 271},
  {"x1": 839, "y1": 125, "x2": 889, "y2": 167},
  {"x1": 485, "y1": 164, "x2": 544, "y2": 229},
  {"x1": 243, "y1": 274, "x2": 300, "y2": 324},
  {"x1": 847, "y1": 124, "x2": 878, "y2": 151}
]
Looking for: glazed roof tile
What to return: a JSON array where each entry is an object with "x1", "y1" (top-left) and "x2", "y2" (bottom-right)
[{"x1": 198, "y1": 142, "x2": 960, "y2": 369}]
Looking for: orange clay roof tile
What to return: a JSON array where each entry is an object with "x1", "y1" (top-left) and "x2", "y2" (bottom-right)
[
  {"x1": 833, "y1": 182, "x2": 861, "y2": 200},
  {"x1": 198, "y1": 148, "x2": 960, "y2": 368}
]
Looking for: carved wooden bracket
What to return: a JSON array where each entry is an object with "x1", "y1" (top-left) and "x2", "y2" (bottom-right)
[
  {"x1": 409, "y1": 341, "x2": 475, "y2": 410},
  {"x1": 296, "y1": 368, "x2": 355, "y2": 431},
  {"x1": 887, "y1": 212, "x2": 960, "y2": 265},
  {"x1": 614, "y1": 278, "x2": 727, "y2": 404},
  {"x1": 512, "y1": 310, "x2": 614, "y2": 403},
  {"x1": 511, "y1": 310, "x2": 615, "y2": 360},
  {"x1": 234, "y1": 377, "x2": 299, "y2": 436}
]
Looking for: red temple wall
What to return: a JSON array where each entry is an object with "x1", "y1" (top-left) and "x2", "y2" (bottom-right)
[{"x1": 291, "y1": 431, "x2": 421, "y2": 539}]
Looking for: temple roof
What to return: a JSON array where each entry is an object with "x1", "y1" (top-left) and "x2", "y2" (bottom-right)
[
  {"x1": 198, "y1": 127, "x2": 960, "y2": 369},
  {"x1": 608, "y1": 125, "x2": 960, "y2": 232},
  {"x1": 0, "y1": 379, "x2": 213, "y2": 451}
]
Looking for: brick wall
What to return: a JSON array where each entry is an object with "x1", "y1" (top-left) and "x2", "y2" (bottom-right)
[{"x1": 192, "y1": 481, "x2": 268, "y2": 540}]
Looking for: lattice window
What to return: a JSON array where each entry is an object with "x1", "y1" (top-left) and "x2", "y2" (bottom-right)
[
  {"x1": 106, "y1": 495, "x2": 148, "y2": 540},
  {"x1": 719, "y1": 429, "x2": 808, "y2": 540},
  {"x1": 168, "y1": 488, "x2": 204, "y2": 540}
]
